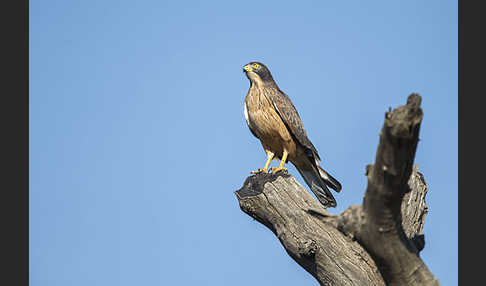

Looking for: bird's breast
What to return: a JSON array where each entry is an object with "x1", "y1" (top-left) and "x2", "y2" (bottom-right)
[{"x1": 244, "y1": 87, "x2": 296, "y2": 158}]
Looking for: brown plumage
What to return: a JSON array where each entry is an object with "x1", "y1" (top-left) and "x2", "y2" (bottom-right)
[{"x1": 243, "y1": 61, "x2": 341, "y2": 207}]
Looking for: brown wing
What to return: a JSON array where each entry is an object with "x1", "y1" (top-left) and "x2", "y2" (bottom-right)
[{"x1": 265, "y1": 87, "x2": 321, "y2": 161}]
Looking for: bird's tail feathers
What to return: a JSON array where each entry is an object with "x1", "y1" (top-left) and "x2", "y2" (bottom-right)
[
  {"x1": 297, "y1": 167, "x2": 337, "y2": 208},
  {"x1": 317, "y1": 165, "x2": 342, "y2": 193}
]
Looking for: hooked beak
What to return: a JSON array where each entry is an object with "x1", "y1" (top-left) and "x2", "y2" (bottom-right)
[{"x1": 243, "y1": 64, "x2": 253, "y2": 72}]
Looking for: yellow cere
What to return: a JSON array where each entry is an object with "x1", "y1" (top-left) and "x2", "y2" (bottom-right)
[{"x1": 244, "y1": 65, "x2": 253, "y2": 72}]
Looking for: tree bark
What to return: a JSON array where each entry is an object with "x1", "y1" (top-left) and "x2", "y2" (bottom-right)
[{"x1": 235, "y1": 94, "x2": 440, "y2": 286}]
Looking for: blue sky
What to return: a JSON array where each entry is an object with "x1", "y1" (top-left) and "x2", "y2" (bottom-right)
[{"x1": 30, "y1": 0, "x2": 457, "y2": 285}]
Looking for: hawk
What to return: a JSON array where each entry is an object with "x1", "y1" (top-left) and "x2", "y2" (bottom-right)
[{"x1": 243, "y1": 61, "x2": 342, "y2": 207}]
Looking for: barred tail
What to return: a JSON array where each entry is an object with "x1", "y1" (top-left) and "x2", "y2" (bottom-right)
[
  {"x1": 317, "y1": 165, "x2": 342, "y2": 193},
  {"x1": 296, "y1": 167, "x2": 337, "y2": 208}
]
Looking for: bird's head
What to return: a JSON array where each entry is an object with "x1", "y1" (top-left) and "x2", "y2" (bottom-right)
[{"x1": 243, "y1": 62, "x2": 275, "y2": 87}]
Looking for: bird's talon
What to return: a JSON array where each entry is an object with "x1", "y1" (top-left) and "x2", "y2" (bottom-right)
[
  {"x1": 251, "y1": 168, "x2": 267, "y2": 175},
  {"x1": 271, "y1": 167, "x2": 288, "y2": 173}
]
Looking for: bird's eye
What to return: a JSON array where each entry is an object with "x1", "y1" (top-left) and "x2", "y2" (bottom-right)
[{"x1": 253, "y1": 63, "x2": 260, "y2": 69}]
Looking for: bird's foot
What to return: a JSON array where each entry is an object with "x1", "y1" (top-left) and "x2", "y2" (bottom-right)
[
  {"x1": 271, "y1": 166, "x2": 288, "y2": 174},
  {"x1": 251, "y1": 168, "x2": 268, "y2": 175}
]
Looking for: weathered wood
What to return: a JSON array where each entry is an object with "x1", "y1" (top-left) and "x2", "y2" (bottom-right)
[
  {"x1": 355, "y1": 94, "x2": 439, "y2": 286},
  {"x1": 337, "y1": 166, "x2": 429, "y2": 252},
  {"x1": 236, "y1": 172, "x2": 386, "y2": 286},
  {"x1": 401, "y1": 166, "x2": 428, "y2": 252},
  {"x1": 235, "y1": 94, "x2": 439, "y2": 285}
]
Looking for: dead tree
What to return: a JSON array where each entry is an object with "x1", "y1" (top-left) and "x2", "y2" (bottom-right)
[{"x1": 235, "y1": 94, "x2": 440, "y2": 286}]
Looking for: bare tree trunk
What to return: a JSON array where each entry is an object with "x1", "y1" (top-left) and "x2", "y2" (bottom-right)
[{"x1": 235, "y1": 94, "x2": 440, "y2": 286}]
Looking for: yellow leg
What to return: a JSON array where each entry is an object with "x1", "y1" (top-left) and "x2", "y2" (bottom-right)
[
  {"x1": 271, "y1": 150, "x2": 288, "y2": 173},
  {"x1": 251, "y1": 151, "x2": 275, "y2": 174}
]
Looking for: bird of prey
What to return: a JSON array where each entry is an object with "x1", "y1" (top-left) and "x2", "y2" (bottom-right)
[{"x1": 242, "y1": 61, "x2": 342, "y2": 207}]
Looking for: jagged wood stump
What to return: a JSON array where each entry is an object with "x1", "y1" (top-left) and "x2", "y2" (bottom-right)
[{"x1": 235, "y1": 94, "x2": 440, "y2": 286}]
